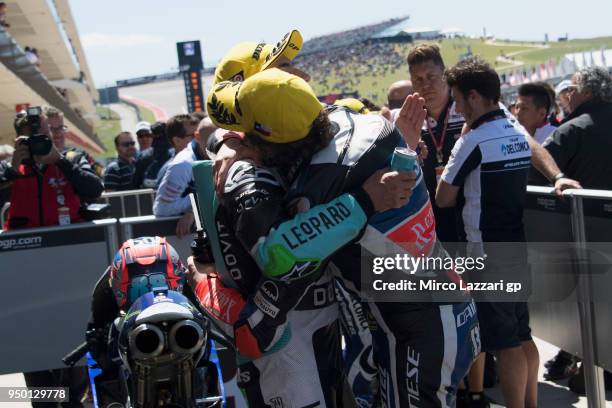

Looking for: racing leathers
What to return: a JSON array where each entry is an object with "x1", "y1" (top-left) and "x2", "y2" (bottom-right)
[
  {"x1": 193, "y1": 159, "x2": 379, "y2": 407},
  {"x1": 237, "y1": 107, "x2": 480, "y2": 407}
]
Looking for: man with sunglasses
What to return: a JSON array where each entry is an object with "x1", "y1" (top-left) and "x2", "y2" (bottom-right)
[{"x1": 103, "y1": 131, "x2": 137, "y2": 191}]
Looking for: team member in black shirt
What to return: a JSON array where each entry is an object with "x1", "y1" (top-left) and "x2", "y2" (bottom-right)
[{"x1": 396, "y1": 44, "x2": 464, "y2": 244}]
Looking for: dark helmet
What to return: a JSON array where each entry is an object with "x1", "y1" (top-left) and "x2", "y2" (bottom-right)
[{"x1": 110, "y1": 236, "x2": 186, "y2": 309}]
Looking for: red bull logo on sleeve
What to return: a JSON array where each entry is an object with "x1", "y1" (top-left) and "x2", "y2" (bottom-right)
[{"x1": 386, "y1": 201, "x2": 436, "y2": 257}]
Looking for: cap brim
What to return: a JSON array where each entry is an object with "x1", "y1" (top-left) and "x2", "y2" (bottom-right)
[
  {"x1": 555, "y1": 80, "x2": 574, "y2": 94},
  {"x1": 261, "y1": 30, "x2": 303, "y2": 70}
]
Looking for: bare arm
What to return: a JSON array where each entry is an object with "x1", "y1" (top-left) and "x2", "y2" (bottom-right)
[
  {"x1": 528, "y1": 136, "x2": 560, "y2": 181},
  {"x1": 435, "y1": 180, "x2": 460, "y2": 208},
  {"x1": 527, "y1": 135, "x2": 582, "y2": 195}
]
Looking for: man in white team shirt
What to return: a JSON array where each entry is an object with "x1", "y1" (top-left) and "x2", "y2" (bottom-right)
[
  {"x1": 516, "y1": 82, "x2": 557, "y2": 144},
  {"x1": 437, "y1": 57, "x2": 538, "y2": 408}
]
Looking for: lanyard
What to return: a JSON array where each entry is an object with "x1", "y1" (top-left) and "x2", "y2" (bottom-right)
[{"x1": 426, "y1": 109, "x2": 449, "y2": 166}]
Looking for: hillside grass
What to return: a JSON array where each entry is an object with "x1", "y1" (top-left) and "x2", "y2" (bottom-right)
[
  {"x1": 95, "y1": 106, "x2": 121, "y2": 159},
  {"x1": 508, "y1": 36, "x2": 612, "y2": 66}
]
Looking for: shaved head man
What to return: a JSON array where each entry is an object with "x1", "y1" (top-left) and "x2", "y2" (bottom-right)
[{"x1": 387, "y1": 79, "x2": 414, "y2": 109}]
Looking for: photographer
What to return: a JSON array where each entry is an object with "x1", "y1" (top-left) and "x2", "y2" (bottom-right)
[
  {"x1": 132, "y1": 121, "x2": 173, "y2": 189},
  {"x1": 0, "y1": 107, "x2": 103, "y2": 230},
  {"x1": 45, "y1": 106, "x2": 105, "y2": 184}
]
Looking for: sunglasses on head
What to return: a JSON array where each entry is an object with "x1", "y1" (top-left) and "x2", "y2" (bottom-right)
[{"x1": 120, "y1": 141, "x2": 136, "y2": 147}]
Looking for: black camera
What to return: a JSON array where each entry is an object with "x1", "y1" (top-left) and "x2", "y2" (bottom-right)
[
  {"x1": 151, "y1": 121, "x2": 172, "y2": 154},
  {"x1": 24, "y1": 106, "x2": 52, "y2": 156}
]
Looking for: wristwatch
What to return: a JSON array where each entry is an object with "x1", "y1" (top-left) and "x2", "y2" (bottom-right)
[{"x1": 553, "y1": 172, "x2": 566, "y2": 182}]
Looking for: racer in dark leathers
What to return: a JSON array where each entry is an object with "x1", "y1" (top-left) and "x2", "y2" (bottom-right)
[
  {"x1": 207, "y1": 69, "x2": 480, "y2": 407},
  {"x1": 189, "y1": 145, "x2": 414, "y2": 407}
]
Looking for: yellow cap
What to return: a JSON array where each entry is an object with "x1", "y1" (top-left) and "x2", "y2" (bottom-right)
[
  {"x1": 207, "y1": 68, "x2": 322, "y2": 144},
  {"x1": 261, "y1": 30, "x2": 303, "y2": 70},
  {"x1": 206, "y1": 81, "x2": 248, "y2": 131},
  {"x1": 213, "y1": 42, "x2": 270, "y2": 84},
  {"x1": 334, "y1": 98, "x2": 369, "y2": 114},
  {"x1": 213, "y1": 30, "x2": 304, "y2": 85}
]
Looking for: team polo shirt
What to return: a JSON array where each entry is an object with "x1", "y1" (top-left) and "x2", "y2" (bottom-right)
[{"x1": 441, "y1": 110, "x2": 532, "y2": 242}]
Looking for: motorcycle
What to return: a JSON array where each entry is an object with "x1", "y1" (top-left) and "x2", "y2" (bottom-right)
[{"x1": 63, "y1": 283, "x2": 228, "y2": 408}]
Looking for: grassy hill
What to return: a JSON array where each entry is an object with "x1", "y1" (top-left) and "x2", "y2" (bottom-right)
[
  {"x1": 95, "y1": 106, "x2": 121, "y2": 159},
  {"x1": 307, "y1": 36, "x2": 612, "y2": 106}
]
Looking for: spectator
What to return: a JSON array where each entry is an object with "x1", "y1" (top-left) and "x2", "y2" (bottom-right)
[
  {"x1": 153, "y1": 117, "x2": 216, "y2": 237},
  {"x1": 134, "y1": 121, "x2": 172, "y2": 189},
  {"x1": 0, "y1": 143, "x2": 14, "y2": 160},
  {"x1": 437, "y1": 57, "x2": 538, "y2": 408},
  {"x1": 44, "y1": 106, "x2": 104, "y2": 179},
  {"x1": 0, "y1": 2, "x2": 9, "y2": 28},
  {"x1": 31, "y1": 48, "x2": 41, "y2": 67},
  {"x1": 0, "y1": 110, "x2": 103, "y2": 230},
  {"x1": 387, "y1": 79, "x2": 413, "y2": 109},
  {"x1": 544, "y1": 68, "x2": 612, "y2": 394},
  {"x1": 134, "y1": 121, "x2": 153, "y2": 151},
  {"x1": 24, "y1": 46, "x2": 39, "y2": 66},
  {"x1": 508, "y1": 100, "x2": 518, "y2": 118},
  {"x1": 166, "y1": 114, "x2": 198, "y2": 155},
  {"x1": 542, "y1": 81, "x2": 561, "y2": 126},
  {"x1": 190, "y1": 110, "x2": 208, "y2": 122},
  {"x1": 555, "y1": 79, "x2": 574, "y2": 120},
  {"x1": 516, "y1": 82, "x2": 556, "y2": 144},
  {"x1": 0, "y1": 144, "x2": 15, "y2": 209},
  {"x1": 544, "y1": 67, "x2": 612, "y2": 191},
  {"x1": 103, "y1": 132, "x2": 136, "y2": 191},
  {"x1": 152, "y1": 114, "x2": 199, "y2": 189}
]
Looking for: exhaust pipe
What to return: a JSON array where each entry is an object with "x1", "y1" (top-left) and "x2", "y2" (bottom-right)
[
  {"x1": 169, "y1": 320, "x2": 205, "y2": 354},
  {"x1": 129, "y1": 324, "x2": 165, "y2": 359}
]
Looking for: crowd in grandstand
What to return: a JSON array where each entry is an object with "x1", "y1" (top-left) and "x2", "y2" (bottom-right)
[
  {"x1": 296, "y1": 41, "x2": 408, "y2": 102},
  {"x1": 2, "y1": 19, "x2": 612, "y2": 407},
  {"x1": 299, "y1": 17, "x2": 407, "y2": 55}
]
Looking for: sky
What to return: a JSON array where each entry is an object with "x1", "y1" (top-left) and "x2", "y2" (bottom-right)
[{"x1": 69, "y1": 0, "x2": 612, "y2": 87}]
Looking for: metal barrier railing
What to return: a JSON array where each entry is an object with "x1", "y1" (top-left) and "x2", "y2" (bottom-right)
[
  {"x1": 0, "y1": 202, "x2": 9, "y2": 227},
  {"x1": 101, "y1": 188, "x2": 155, "y2": 218},
  {"x1": 526, "y1": 186, "x2": 612, "y2": 408},
  {"x1": 0, "y1": 189, "x2": 155, "y2": 229}
]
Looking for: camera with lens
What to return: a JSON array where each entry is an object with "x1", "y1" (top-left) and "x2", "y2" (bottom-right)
[{"x1": 24, "y1": 106, "x2": 52, "y2": 156}]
